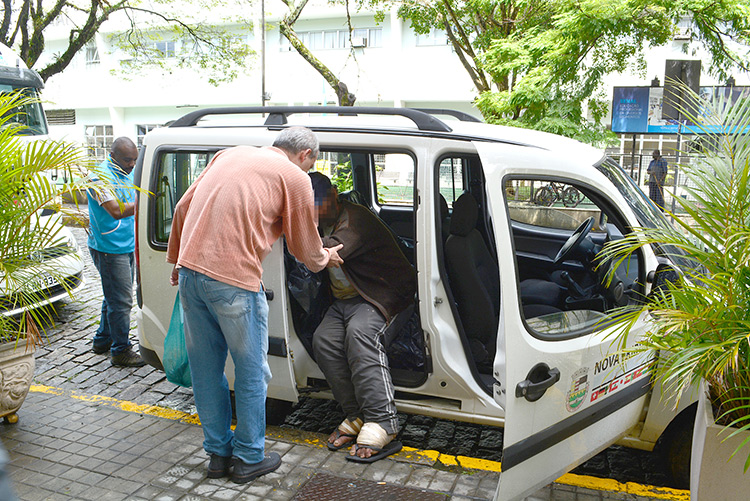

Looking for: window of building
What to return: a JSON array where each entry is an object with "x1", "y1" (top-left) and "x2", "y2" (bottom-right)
[
  {"x1": 85, "y1": 125, "x2": 114, "y2": 162},
  {"x1": 85, "y1": 42, "x2": 100, "y2": 65},
  {"x1": 137, "y1": 124, "x2": 160, "y2": 147},
  {"x1": 45, "y1": 109, "x2": 76, "y2": 126},
  {"x1": 280, "y1": 28, "x2": 382, "y2": 51},
  {"x1": 151, "y1": 41, "x2": 176, "y2": 58}
]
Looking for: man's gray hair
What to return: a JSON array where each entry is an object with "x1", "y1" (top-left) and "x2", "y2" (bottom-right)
[{"x1": 273, "y1": 126, "x2": 319, "y2": 157}]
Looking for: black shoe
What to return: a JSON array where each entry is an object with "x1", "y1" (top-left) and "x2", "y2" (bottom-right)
[
  {"x1": 92, "y1": 340, "x2": 112, "y2": 354},
  {"x1": 231, "y1": 453, "x2": 281, "y2": 484},
  {"x1": 207, "y1": 454, "x2": 232, "y2": 479},
  {"x1": 111, "y1": 349, "x2": 146, "y2": 367}
]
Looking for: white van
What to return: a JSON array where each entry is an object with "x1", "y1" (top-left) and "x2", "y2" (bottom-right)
[
  {"x1": 134, "y1": 107, "x2": 695, "y2": 499},
  {"x1": 0, "y1": 45, "x2": 85, "y2": 317}
]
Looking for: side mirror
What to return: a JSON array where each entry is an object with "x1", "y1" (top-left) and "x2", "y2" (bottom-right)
[{"x1": 647, "y1": 263, "x2": 681, "y2": 303}]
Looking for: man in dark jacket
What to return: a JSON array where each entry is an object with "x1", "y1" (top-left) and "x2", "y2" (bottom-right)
[
  {"x1": 309, "y1": 172, "x2": 416, "y2": 463},
  {"x1": 647, "y1": 149, "x2": 668, "y2": 210}
]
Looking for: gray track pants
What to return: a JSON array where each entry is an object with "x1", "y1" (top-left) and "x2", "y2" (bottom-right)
[{"x1": 312, "y1": 296, "x2": 399, "y2": 435}]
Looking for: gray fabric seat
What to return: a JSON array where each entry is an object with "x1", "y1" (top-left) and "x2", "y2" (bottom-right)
[{"x1": 444, "y1": 193, "x2": 561, "y2": 341}]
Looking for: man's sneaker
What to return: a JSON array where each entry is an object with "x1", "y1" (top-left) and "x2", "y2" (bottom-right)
[
  {"x1": 207, "y1": 454, "x2": 232, "y2": 479},
  {"x1": 92, "y1": 340, "x2": 112, "y2": 355},
  {"x1": 231, "y1": 453, "x2": 281, "y2": 484},
  {"x1": 111, "y1": 350, "x2": 146, "y2": 367}
]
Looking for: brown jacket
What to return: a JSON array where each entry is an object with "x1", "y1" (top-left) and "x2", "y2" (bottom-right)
[{"x1": 321, "y1": 200, "x2": 416, "y2": 321}]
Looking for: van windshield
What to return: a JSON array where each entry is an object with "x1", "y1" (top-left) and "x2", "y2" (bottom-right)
[
  {"x1": 0, "y1": 85, "x2": 48, "y2": 135},
  {"x1": 595, "y1": 156, "x2": 696, "y2": 271}
]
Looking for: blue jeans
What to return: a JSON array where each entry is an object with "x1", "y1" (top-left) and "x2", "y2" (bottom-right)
[
  {"x1": 89, "y1": 248, "x2": 134, "y2": 355},
  {"x1": 178, "y1": 268, "x2": 271, "y2": 464}
]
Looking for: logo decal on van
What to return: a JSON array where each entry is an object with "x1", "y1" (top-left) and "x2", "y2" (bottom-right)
[{"x1": 566, "y1": 368, "x2": 589, "y2": 412}]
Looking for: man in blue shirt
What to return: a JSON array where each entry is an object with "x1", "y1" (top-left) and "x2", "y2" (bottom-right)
[{"x1": 86, "y1": 137, "x2": 145, "y2": 367}]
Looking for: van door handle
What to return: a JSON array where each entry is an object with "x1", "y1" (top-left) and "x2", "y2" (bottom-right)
[{"x1": 515, "y1": 363, "x2": 560, "y2": 402}]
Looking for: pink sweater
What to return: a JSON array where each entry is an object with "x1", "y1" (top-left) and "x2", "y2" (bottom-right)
[{"x1": 166, "y1": 146, "x2": 331, "y2": 292}]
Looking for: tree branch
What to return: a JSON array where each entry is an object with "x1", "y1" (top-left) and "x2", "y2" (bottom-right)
[
  {"x1": 442, "y1": 18, "x2": 490, "y2": 92},
  {"x1": 36, "y1": 0, "x2": 126, "y2": 80},
  {"x1": 1, "y1": 0, "x2": 13, "y2": 42}
]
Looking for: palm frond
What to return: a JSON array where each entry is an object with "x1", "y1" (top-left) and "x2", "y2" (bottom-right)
[
  {"x1": 0, "y1": 90, "x2": 128, "y2": 347},
  {"x1": 600, "y1": 81, "x2": 750, "y2": 466}
]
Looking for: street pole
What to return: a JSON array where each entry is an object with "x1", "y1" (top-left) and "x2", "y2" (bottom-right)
[{"x1": 261, "y1": 0, "x2": 266, "y2": 111}]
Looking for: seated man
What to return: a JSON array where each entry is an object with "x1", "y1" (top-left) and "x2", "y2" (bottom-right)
[{"x1": 309, "y1": 172, "x2": 416, "y2": 463}]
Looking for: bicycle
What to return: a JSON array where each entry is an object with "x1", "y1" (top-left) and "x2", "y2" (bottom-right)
[{"x1": 533, "y1": 182, "x2": 583, "y2": 207}]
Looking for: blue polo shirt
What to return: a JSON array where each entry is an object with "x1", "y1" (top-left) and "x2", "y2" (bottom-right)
[{"x1": 87, "y1": 156, "x2": 136, "y2": 254}]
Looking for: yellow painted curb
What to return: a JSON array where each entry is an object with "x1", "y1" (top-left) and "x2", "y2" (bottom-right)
[
  {"x1": 30, "y1": 385, "x2": 201, "y2": 425},
  {"x1": 29, "y1": 385, "x2": 690, "y2": 500}
]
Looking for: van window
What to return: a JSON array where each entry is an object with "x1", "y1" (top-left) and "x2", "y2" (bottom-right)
[
  {"x1": 438, "y1": 157, "x2": 465, "y2": 207},
  {"x1": 152, "y1": 150, "x2": 216, "y2": 244},
  {"x1": 505, "y1": 177, "x2": 642, "y2": 338},
  {"x1": 375, "y1": 153, "x2": 414, "y2": 206},
  {"x1": 505, "y1": 179, "x2": 599, "y2": 231}
]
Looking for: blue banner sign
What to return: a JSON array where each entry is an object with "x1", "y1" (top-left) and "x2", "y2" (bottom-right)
[{"x1": 611, "y1": 86, "x2": 750, "y2": 134}]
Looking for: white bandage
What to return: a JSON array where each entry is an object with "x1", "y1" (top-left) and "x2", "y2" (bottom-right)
[
  {"x1": 339, "y1": 417, "x2": 363, "y2": 436},
  {"x1": 356, "y1": 422, "x2": 390, "y2": 448}
]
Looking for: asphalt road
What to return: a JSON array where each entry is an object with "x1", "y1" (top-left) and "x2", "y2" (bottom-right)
[{"x1": 30, "y1": 225, "x2": 680, "y2": 490}]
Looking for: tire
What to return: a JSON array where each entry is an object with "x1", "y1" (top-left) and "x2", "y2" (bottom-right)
[
  {"x1": 659, "y1": 404, "x2": 697, "y2": 489},
  {"x1": 266, "y1": 398, "x2": 294, "y2": 426},
  {"x1": 534, "y1": 186, "x2": 556, "y2": 206},
  {"x1": 562, "y1": 186, "x2": 582, "y2": 208}
]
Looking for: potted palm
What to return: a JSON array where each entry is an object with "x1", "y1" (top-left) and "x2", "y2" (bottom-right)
[
  {"x1": 598, "y1": 84, "x2": 750, "y2": 498},
  {"x1": 0, "y1": 91, "x2": 106, "y2": 422}
]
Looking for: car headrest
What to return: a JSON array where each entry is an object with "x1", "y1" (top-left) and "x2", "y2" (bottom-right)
[
  {"x1": 339, "y1": 190, "x2": 367, "y2": 207},
  {"x1": 449, "y1": 192, "x2": 477, "y2": 237}
]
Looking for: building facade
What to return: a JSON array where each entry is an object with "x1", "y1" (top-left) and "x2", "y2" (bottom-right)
[{"x1": 36, "y1": 3, "x2": 750, "y2": 163}]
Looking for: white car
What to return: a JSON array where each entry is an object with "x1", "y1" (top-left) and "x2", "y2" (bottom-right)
[
  {"x1": 134, "y1": 107, "x2": 695, "y2": 499},
  {"x1": 0, "y1": 210, "x2": 85, "y2": 318}
]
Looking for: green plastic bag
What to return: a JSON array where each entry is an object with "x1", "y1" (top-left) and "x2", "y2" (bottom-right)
[{"x1": 163, "y1": 291, "x2": 192, "y2": 387}]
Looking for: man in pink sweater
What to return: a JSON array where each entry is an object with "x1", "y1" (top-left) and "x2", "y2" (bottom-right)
[{"x1": 167, "y1": 127, "x2": 343, "y2": 484}]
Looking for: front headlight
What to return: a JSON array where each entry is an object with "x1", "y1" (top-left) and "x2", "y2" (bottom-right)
[{"x1": 69, "y1": 234, "x2": 80, "y2": 253}]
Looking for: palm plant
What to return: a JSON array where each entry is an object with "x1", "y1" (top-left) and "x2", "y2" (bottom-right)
[
  {"x1": 0, "y1": 91, "x2": 106, "y2": 348},
  {"x1": 598, "y1": 83, "x2": 750, "y2": 470}
]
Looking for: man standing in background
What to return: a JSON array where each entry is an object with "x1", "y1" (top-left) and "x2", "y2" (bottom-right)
[
  {"x1": 647, "y1": 149, "x2": 668, "y2": 211},
  {"x1": 86, "y1": 137, "x2": 145, "y2": 367}
]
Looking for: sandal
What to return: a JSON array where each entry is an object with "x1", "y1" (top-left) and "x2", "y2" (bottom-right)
[
  {"x1": 327, "y1": 417, "x2": 362, "y2": 451},
  {"x1": 347, "y1": 440, "x2": 402, "y2": 463},
  {"x1": 346, "y1": 422, "x2": 402, "y2": 463}
]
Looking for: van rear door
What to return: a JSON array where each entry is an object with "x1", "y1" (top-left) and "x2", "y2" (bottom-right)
[
  {"x1": 473, "y1": 141, "x2": 655, "y2": 500},
  {"x1": 138, "y1": 142, "x2": 299, "y2": 403}
]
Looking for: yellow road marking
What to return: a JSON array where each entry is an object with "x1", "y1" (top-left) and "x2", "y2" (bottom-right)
[
  {"x1": 31, "y1": 384, "x2": 201, "y2": 425},
  {"x1": 30, "y1": 385, "x2": 689, "y2": 500}
]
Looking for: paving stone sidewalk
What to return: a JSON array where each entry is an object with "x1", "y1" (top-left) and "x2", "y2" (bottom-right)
[
  {"x1": 2, "y1": 389, "x2": 677, "y2": 501},
  {"x1": 33, "y1": 226, "x2": 195, "y2": 414},
  {"x1": 10, "y1": 223, "x2": 685, "y2": 500}
]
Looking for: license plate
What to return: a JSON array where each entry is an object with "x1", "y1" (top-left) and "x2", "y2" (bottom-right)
[{"x1": 37, "y1": 273, "x2": 58, "y2": 290}]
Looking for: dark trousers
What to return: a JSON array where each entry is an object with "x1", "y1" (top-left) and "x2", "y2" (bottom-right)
[
  {"x1": 312, "y1": 297, "x2": 399, "y2": 435},
  {"x1": 89, "y1": 248, "x2": 134, "y2": 355},
  {"x1": 649, "y1": 181, "x2": 665, "y2": 210}
]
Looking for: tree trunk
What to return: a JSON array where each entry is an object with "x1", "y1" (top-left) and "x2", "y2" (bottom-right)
[{"x1": 279, "y1": 23, "x2": 356, "y2": 106}]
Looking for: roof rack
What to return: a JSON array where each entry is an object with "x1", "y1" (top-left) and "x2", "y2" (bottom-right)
[
  {"x1": 414, "y1": 108, "x2": 482, "y2": 123},
  {"x1": 169, "y1": 106, "x2": 453, "y2": 132}
]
